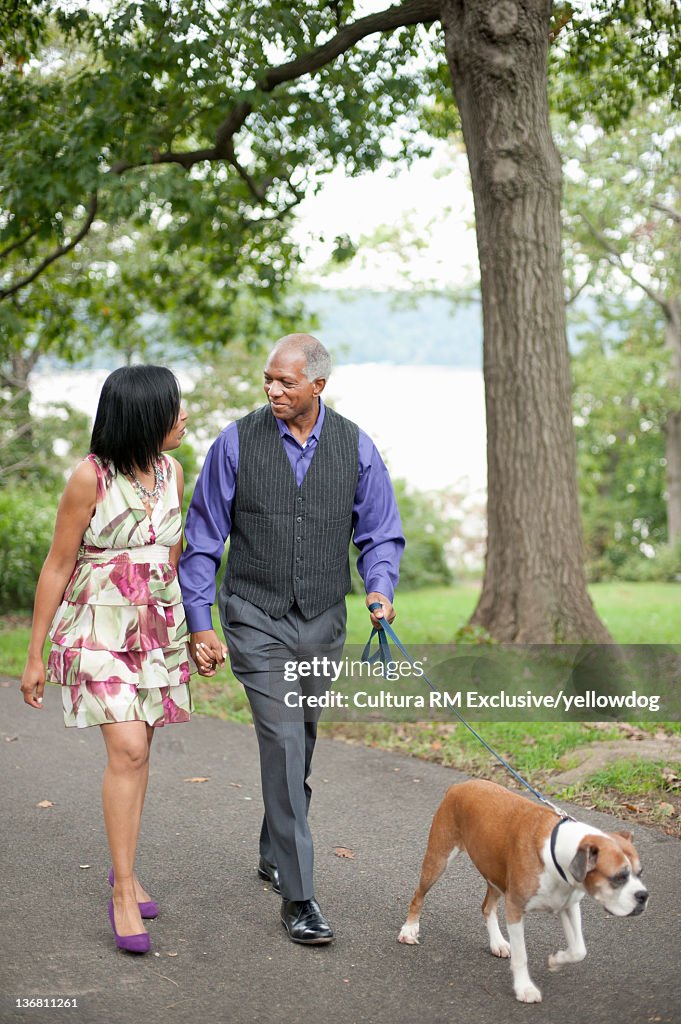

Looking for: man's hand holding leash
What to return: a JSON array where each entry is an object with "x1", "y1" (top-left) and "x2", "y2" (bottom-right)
[{"x1": 366, "y1": 591, "x2": 396, "y2": 628}]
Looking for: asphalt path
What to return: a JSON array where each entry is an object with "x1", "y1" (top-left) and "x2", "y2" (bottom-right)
[{"x1": 1, "y1": 677, "x2": 679, "y2": 1024}]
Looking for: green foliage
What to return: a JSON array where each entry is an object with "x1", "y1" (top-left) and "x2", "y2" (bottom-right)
[
  {"x1": 572, "y1": 301, "x2": 673, "y2": 577},
  {"x1": 561, "y1": 104, "x2": 681, "y2": 579},
  {"x1": 0, "y1": 393, "x2": 91, "y2": 486},
  {"x1": 0, "y1": 486, "x2": 57, "y2": 612},
  {"x1": 614, "y1": 540, "x2": 681, "y2": 582},
  {"x1": 0, "y1": 0, "x2": 438, "y2": 306},
  {"x1": 350, "y1": 478, "x2": 452, "y2": 594},
  {"x1": 559, "y1": 105, "x2": 681, "y2": 304},
  {"x1": 551, "y1": 1, "x2": 681, "y2": 127}
]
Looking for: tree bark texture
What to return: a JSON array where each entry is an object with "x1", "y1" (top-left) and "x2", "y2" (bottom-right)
[
  {"x1": 664, "y1": 298, "x2": 681, "y2": 545},
  {"x1": 440, "y1": 0, "x2": 611, "y2": 641}
]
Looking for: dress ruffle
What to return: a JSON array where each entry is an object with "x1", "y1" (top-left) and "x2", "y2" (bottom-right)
[
  {"x1": 62, "y1": 557, "x2": 181, "y2": 606},
  {"x1": 48, "y1": 599, "x2": 187, "y2": 653},
  {"x1": 58, "y1": 677, "x2": 192, "y2": 729},
  {"x1": 47, "y1": 641, "x2": 190, "y2": 689}
]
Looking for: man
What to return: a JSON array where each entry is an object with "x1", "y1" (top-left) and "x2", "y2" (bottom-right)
[{"x1": 179, "y1": 333, "x2": 404, "y2": 944}]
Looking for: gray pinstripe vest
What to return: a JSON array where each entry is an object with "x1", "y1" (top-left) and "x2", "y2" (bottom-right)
[{"x1": 223, "y1": 404, "x2": 359, "y2": 619}]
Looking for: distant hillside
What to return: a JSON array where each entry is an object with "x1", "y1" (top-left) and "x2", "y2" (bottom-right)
[
  {"x1": 36, "y1": 287, "x2": 603, "y2": 375},
  {"x1": 304, "y1": 289, "x2": 483, "y2": 368}
]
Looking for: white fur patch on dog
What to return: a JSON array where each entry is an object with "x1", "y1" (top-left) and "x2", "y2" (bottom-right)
[{"x1": 398, "y1": 922, "x2": 420, "y2": 945}]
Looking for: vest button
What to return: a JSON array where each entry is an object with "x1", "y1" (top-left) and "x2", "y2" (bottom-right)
[
  {"x1": 295, "y1": 575, "x2": 300, "y2": 581},
  {"x1": 296, "y1": 515, "x2": 302, "y2": 522}
]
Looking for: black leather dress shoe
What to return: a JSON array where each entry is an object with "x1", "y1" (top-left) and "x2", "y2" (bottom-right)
[
  {"x1": 257, "y1": 857, "x2": 281, "y2": 895},
  {"x1": 280, "y1": 899, "x2": 334, "y2": 945}
]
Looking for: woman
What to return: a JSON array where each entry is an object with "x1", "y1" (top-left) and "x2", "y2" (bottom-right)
[{"x1": 20, "y1": 365, "x2": 207, "y2": 954}]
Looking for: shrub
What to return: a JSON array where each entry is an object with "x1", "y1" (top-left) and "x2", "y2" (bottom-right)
[
  {"x1": 613, "y1": 541, "x2": 681, "y2": 583},
  {"x1": 0, "y1": 488, "x2": 57, "y2": 612}
]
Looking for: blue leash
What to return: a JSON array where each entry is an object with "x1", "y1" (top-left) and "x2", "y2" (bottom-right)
[{"x1": 363, "y1": 604, "x2": 574, "y2": 821}]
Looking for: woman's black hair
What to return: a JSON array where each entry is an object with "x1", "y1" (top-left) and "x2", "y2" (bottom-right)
[{"x1": 90, "y1": 365, "x2": 181, "y2": 476}]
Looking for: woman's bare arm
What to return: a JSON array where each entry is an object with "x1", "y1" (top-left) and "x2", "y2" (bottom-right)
[
  {"x1": 20, "y1": 460, "x2": 98, "y2": 708},
  {"x1": 169, "y1": 457, "x2": 185, "y2": 571}
]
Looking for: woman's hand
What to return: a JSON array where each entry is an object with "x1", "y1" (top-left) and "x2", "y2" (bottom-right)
[
  {"x1": 190, "y1": 630, "x2": 227, "y2": 677},
  {"x1": 20, "y1": 655, "x2": 46, "y2": 709}
]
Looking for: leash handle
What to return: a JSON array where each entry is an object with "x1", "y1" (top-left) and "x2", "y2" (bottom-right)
[
  {"x1": 362, "y1": 607, "x2": 574, "y2": 821},
  {"x1": 363, "y1": 602, "x2": 392, "y2": 671}
]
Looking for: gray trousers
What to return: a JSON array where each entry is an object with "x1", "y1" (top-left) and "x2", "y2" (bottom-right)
[{"x1": 219, "y1": 591, "x2": 347, "y2": 901}]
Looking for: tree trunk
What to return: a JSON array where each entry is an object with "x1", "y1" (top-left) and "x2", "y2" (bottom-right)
[
  {"x1": 663, "y1": 298, "x2": 681, "y2": 545},
  {"x1": 0, "y1": 350, "x2": 38, "y2": 480},
  {"x1": 440, "y1": 0, "x2": 611, "y2": 641}
]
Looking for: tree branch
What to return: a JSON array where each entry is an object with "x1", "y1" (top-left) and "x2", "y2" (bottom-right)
[
  {"x1": 0, "y1": 226, "x2": 40, "y2": 262},
  {"x1": 1, "y1": 0, "x2": 442, "y2": 299},
  {"x1": 580, "y1": 213, "x2": 668, "y2": 311},
  {"x1": 651, "y1": 200, "x2": 681, "y2": 225},
  {"x1": 114, "y1": 0, "x2": 441, "y2": 172},
  {"x1": 565, "y1": 272, "x2": 592, "y2": 307},
  {"x1": 258, "y1": 0, "x2": 440, "y2": 91},
  {"x1": 223, "y1": 140, "x2": 271, "y2": 201},
  {"x1": 0, "y1": 196, "x2": 98, "y2": 300}
]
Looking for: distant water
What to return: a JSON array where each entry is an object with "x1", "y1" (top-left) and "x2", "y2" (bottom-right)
[
  {"x1": 30, "y1": 364, "x2": 487, "y2": 494},
  {"x1": 306, "y1": 290, "x2": 483, "y2": 369}
]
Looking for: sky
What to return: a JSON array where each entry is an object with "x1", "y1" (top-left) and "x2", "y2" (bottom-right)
[{"x1": 289, "y1": 140, "x2": 480, "y2": 293}]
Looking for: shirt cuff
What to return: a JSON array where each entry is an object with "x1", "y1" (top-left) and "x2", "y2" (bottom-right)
[
  {"x1": 184, "y1": 606, "x2": 214, "y2": 633},
  {"x1": 365, "y1": 574, "x2": 395, "y2": 603}
]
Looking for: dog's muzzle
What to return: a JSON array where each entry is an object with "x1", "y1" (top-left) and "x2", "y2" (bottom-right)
[{"x1": 628, "y1": 891, "x2": 649, "y2": 916}]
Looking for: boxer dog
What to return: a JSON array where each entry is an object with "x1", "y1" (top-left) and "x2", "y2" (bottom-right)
[{"x1": 398, "y1": 779, "x2": 648, "y2": 1003}]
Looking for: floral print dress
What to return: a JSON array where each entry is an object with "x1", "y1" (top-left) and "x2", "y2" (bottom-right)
[{"x1": 47, "y1": 453, "x2": 193, "y2": 729}]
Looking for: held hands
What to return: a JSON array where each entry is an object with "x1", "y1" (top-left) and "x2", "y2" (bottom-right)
[
  {"x1": 366, "y1": 592, "x2": 396, "y2": 630},
  {"x1": 20, "y1": 655, "x2": 46, "y2": 709},
  {"x1": 190, "y1": 630, "x2": 228, "y2": 677}
]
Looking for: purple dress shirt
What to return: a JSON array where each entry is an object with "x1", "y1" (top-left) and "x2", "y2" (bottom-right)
[{"x1": 179, "y1": 400, "x2": 405, "y2": 632}]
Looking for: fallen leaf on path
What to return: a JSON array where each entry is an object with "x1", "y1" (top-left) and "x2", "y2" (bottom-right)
[
  {"x1": 229, "y1": 782, "x2": 242, "y2": 788},
  {"x1": 5, "y1": 735, "x2": 18, "y2": 742},
  {"x1": 36, "y1": 800, "x2": 53, "y2": 808},
  {"x1": 662, "y1": 769, "x2": 681, "y2": 789},
  {"x1": 334, "y1": 848, "x2": 355, "y2": 859},
  {"x1": 620, "y1": 724, "x2": 646, "y2": 740},
  {"x1": 624, "y1": 803, "x2": 644, "y2": 814},
  {"x1": 184, "y1": 777, "x2": 210, "y2": 783}
]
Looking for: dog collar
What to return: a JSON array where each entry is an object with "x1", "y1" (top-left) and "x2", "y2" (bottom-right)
[{"x1": 550, "y1": 816, "x2": 573, "y2": 882}]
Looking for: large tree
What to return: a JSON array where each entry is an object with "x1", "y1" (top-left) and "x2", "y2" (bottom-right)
[{"x1": 2, "y1": 0, "x2": 678, "y2": 640}]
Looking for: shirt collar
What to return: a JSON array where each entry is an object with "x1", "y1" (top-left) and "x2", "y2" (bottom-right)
[{"x1": 274, "y1": 397, "x2": 325, "y2": 446}]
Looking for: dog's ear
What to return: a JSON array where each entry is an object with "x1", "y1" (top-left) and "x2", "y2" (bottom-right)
[
  {"x1": 569, "y1": 840, "x2": 600, "y2": 883},
  {"x1": 614, "y1": 830, "x2": 634, "y2": 843}
]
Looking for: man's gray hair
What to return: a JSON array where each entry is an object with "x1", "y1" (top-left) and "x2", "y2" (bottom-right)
[{"x1": 300, "y1": 338, "x2": 332, "y2": 382}]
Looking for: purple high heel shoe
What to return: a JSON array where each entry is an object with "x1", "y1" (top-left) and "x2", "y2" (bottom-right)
[
  {"x1": 108, "y1": 868, "x2": 159, "y2": 919},
  {"x1": 108, "y1": 898, "x2": 151, "y2": 954}
]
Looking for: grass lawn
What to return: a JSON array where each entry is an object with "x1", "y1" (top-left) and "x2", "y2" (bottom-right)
[{"x1": 3, "y1": 581, "x2": 680, "y2": 834}]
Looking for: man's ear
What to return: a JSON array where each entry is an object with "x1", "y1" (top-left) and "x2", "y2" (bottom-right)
[
  {"x1": 313, "y1": 377, "x2": 327, "y2": 396},
  {"x1": 569, "y1": 841, "x2": 600, "y2": 882}
]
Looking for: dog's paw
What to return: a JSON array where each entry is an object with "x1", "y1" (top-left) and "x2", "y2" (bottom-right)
[
  {"x1": 515, "y1": 984, "x2": 542, "y2": 1003},
  {"x1": 490, "y1": 939, "x2": 511, "y2": 959},
  {"x1": 398, "y1": 923, "x2": 420, "y2": 945},
  {"x1": 548, "y1": 950, "x2": 585, "y2": 971}
]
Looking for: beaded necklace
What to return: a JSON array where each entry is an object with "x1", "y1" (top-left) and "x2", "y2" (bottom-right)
[{"x1": 130, "y1": 459, "x2": 164, "y2": 506}]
